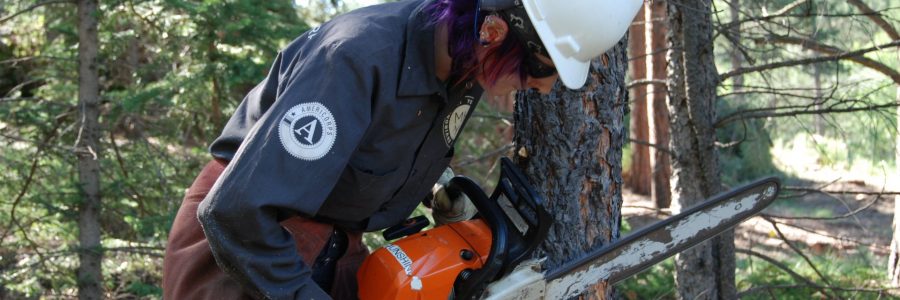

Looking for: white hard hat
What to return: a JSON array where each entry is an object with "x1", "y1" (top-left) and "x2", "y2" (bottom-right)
[
  {"x1": 526, "y1": 0, "x2": 643, "y2": 89},
  {"x1": 485, "y1": 0, "x2": 644, "y2": 89}
]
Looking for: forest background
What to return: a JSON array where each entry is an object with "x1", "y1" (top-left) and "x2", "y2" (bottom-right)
[{"x1": 0, "y1": 0, "x2": 899, "y2": 298}]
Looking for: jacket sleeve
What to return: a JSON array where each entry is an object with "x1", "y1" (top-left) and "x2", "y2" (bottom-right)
[{"x1": 197, "y1": 43, "x2": 374, "y2": 300}]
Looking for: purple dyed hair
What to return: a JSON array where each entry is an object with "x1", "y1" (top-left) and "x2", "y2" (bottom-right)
[{"x1": 424, "y1": 0, "x2": 528, "y2": 86}]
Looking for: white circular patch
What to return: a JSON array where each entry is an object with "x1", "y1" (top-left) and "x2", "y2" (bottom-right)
[
  {"x1": 278, "y1": 102, "x2": 337, "y2": 161},
  {"x1": 443, "y1": 104, "x2": 470, "y2": 146}
]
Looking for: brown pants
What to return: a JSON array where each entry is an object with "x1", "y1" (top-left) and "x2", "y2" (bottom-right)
[{"x1": 163, "y1": 159, "x2": 369, "y2": 300}]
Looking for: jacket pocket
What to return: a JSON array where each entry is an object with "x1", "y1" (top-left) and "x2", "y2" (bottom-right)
[
  {"x1": 318, "y1": 163, "x2": 401, "y2": 222},
  {"x1": 364, "y1": 153, "x2": 454, "y2": 231}
]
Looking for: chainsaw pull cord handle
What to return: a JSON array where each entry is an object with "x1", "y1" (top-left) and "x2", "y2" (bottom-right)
[{"x1": 446, "y1": 176, "x2": 510, "y2": 300}]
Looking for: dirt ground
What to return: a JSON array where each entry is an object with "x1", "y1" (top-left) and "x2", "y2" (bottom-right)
[{"x1": 622, "y1": 179, "x2": 895, "y2": 260}]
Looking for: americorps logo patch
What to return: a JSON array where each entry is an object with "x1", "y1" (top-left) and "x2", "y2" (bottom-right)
[
  {"x1": 443, "y1": 95, "x2": 476, "y2": 146},
  {"x1": 278, "y1": 102, "x2": 337, "y2": 161}
]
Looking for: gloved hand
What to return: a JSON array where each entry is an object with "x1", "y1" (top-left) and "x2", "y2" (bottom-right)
[{"x1": 430, "y1": 168, "x2": 477, "y2": 226}]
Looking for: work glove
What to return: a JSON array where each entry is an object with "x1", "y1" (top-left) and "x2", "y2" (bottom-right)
[{"x1": 430, "y1": 168, "x2": 477, "y2": 226}]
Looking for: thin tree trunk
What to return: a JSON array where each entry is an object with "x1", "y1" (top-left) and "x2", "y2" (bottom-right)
[
  {"x1": 515, "y1": 39, "x2": 629, "y2": 300},
  {"x1": 628, "y1": 3, "x2": 652, "y2": 196},
  {"x1": 830, "y1": 2, "x2": 900, "y2": 285},
  {"x1": 648, "y1": 0, "x2": 672, "y2": 209},
  {"x1": 728, "y1": 0, "x2": 743, "y2": 102},
  {"x1": 208, "y1": 40, "x2": 223, "y2": 128},
  {"x1": 666, "y1": 0, "x2": 733, "y2": 299},
  {"x1": 76, "y1": 0, "x2": 103, "y2": 299},
  {"x1": 891, "y1": 87, "x2": 900, "y2": 286},
  {"x1": 813, "y1": 64, "x2": 825, "y2": 135}
]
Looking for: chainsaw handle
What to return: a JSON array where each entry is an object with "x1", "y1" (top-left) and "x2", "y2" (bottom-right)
[{"x1": 446, "y1": 176, "x2": 510, "y2": 300}]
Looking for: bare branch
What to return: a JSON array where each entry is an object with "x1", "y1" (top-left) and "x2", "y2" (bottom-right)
[
  {"x1": 627, "y1": 138, "x2": 674, "y2": 156},
  {"x1": 716, "y1": 100, "x2": 898, "y2": 128},
  {"x1": 0, "y1": 0, "x2": 74, "y2": 24},
  {"x1": 453, "y1": 143, "x2": 514, "y2": 168},
  {"x1": 764, "y1": 36, "x2": 900, "y2": 84},
  {"x1": 719, "y1": 40, "x2": 900, "y2": 81},
  {"x1": 716, "y1": 0, "x2": 812, "y2": 36},
  {"x1": 105, "y1": 246, "x2": 165, "y2": 259},
  {"x1": 763, "y1": 192, "x2": 883, "y2": 221},
  {"x1": 784, "y1": 186, "x2": 900, "y2": 196},
  {"x1": 771, "y1": 0, "x2": 810, "y2": 16},
  {"x1": 470, "y1": 113, "x2": 513, "y2": 122},
  {"x1": 738, "y1": 283, "x2": 900, "y2": 298},
  {"x1": 771, "y1": 220, "x2": 890, "y2": 253},
  {"x1": 626, "y1": 79, "x2": 667, "y2": 90},
  {"x1": 847, "y1": 0, "x2": 900, "y2": 40}
]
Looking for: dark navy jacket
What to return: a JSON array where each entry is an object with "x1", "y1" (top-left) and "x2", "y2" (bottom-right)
[{"x1": 197, "y1": 0, "x2": 483, "y2": 298}]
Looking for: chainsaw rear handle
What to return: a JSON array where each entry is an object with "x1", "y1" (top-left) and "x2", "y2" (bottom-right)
[{"x1": 446, "y1": 176, "x2": 510, "y2": 300}]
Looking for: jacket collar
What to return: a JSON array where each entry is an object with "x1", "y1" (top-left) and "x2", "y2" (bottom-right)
[{"x1": 397, "y1": 0, "x2": 446, "y2": 99}]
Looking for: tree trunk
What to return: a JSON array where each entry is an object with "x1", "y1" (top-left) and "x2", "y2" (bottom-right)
[
  {"x1": 841, "y1": 1, "x2": 900, "y2": 286},
  {"x1": 648, "y1": 0, "x2": 672, "y2": 209},
  {"x1": 76, "y1": 0, "x2": 103, "y2": 299},
  {"x1": 514, "y1": 36, "x2": 628, "y2": 299},
  {"x1": 889, "y1": 91, "x2": 900, "y2": 291},
  {"x1": 728, "y1": 0, "x2": 742, "y2": 104},
  {"x1": 813, "y1": 63, "x2": 825, "y2": 135},
  {"x1": 628, "y1": 4, "x2": 652, "y2": 196},
  {"x1": 666, "y1": 0, "x2": 733, "y2": 299}
]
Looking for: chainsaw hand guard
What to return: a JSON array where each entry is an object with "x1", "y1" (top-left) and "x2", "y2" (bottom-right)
[{"x1": 450, "y1": 157, "x2": 551, "y2": 299}]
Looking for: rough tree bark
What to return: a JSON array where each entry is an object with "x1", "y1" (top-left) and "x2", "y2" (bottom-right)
[
  {"x1": 76, "y1": 0, "x2": 103, "y2": 299},
  {"x1": 628, "y1": 4, "x2": 652, "y2": 196},
  {"x1": 666, "y1": 0, "x2": 734, "y2": 299},
  {"x1": 514, "y1": 36, "x2": 628, "y2": 299},
  {"x1": 648, "y1": 0, "x2": 672, "y2": 209}
]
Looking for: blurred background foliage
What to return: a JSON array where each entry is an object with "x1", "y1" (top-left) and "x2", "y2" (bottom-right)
[{"x1": 0, "y1": 0, "x2": 898, "y2": 298}]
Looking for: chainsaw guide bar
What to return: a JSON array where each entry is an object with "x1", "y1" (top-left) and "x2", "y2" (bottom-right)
[{"x1": 482, "y1": 177, "x2": 781, "y2": 299}]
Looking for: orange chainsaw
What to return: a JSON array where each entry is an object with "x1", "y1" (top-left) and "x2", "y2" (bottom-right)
[{"x1": 356, "y1": 157, "x2": 780, "y2": 299}]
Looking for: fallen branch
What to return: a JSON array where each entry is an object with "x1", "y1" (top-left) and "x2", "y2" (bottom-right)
[
  {"x1": 765, "y1": 217, "x2": 834, "y2": 287},
  {"x1": 735, "y1": 248, "x2": 835, "y2": 298}
]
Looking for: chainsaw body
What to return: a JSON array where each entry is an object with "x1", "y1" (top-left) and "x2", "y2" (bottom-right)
[
  {"x1": 356, "y1": 220, "x2": 492, "y2": 299},
  {"x1": 357, "y1": 158, "x2": 551, "y2": 299}
]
